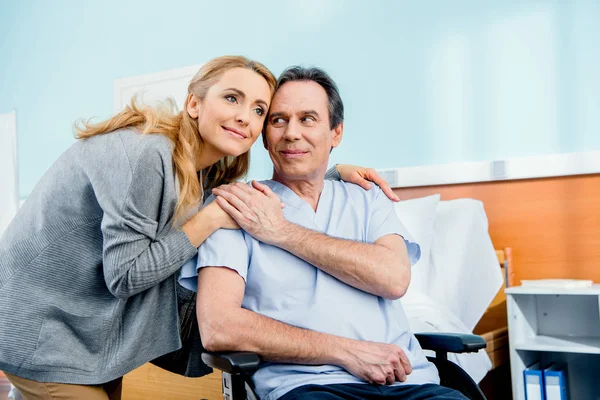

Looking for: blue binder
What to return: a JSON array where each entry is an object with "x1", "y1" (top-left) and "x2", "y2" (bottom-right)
[
  {"x1": 544, "y1": 364, "x2": 568, "y2": 400},
  {"x1": 524, "y1": 362, "x2": 545, "y2": 400}
]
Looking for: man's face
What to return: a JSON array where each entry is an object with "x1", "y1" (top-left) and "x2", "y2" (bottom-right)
[{"x1": 264, "y1": 81, "x2": 343, "y2": 181}]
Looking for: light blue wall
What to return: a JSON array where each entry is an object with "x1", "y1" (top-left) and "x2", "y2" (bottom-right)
[{"x1": 1, "y1": 0, "x2": 599, "y2": 198}]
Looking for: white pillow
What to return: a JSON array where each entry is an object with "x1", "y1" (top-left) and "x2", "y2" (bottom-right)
[
  {"x1": 427, "y1": 199, "x2": 504, "y2": 331},
  {"x1": 394, "y1": 194, "x2": 440, "y2": 295}
]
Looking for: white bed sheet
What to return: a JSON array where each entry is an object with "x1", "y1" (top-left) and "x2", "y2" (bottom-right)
[
  {"x1": 426, "y1": 199, "x2": 504, "y2": 331},
  {"x1": 401, "y1": 290, "x2": 492, "y2": 383},
  {"x1": 396, "y1": 196, "x2": 504, "y2": 382}
]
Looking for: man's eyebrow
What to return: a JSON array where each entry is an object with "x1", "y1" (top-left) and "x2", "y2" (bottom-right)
[
  {"x1": 300, "y1": 110, "x2": 320, "y2": 118},
  {"x1": 268, "y1": 111, "x2": 288, "y2": 119},
  {"x1": 224, "y1": 87, "x2": 268, "y2": 108}
]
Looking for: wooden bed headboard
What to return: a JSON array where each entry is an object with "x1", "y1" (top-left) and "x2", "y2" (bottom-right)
[{"x1": 392, "y1": 173, "x2": 600, "y2": 286}]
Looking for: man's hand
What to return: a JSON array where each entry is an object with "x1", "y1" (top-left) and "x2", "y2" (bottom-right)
[
  {"x1": 336, "y1": 164, "x2": 399, "y2": 202},
  {"x1": 339, "y1": 339, "x2": 412, "y2": 385},
  {"x1": 212, "y1": 181, "x2": 288, "y2": 244}
]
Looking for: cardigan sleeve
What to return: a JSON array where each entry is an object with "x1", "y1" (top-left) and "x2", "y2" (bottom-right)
[
  {"x1": 325, "y1": 164, "x2": 341, "y2": 181},
  {"x1": 100, "y1": 144, "x2": 198, "y2": 299}
]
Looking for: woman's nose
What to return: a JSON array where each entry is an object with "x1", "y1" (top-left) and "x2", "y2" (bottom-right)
[{"x1": 236, "y1": 108, "x2": 251, "y2": 126}]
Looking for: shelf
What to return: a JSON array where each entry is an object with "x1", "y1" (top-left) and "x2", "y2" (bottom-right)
[
  {"x1": 515, "y1": 335, "x2": 600, "y2": 354},
  {"x1": 506, "y1": 284, "x2": 600, "y2": 296}
]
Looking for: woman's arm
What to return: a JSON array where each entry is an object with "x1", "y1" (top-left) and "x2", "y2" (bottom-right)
[
  {"x1": 182, "y1": 201, "x2": 238, "y2": 247},
  {"x1": 328, "y1": 164, "x2": 399, "y2": 202},
  {"x1": 101, "y1": 147, "x2": 236, "y2": 299}
]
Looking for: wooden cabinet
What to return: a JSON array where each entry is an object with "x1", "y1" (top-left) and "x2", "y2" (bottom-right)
[{"x1": 122, "y1": 363, "x2": 222, "y2": 400}]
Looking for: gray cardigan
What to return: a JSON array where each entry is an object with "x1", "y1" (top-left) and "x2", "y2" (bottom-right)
[
  {"x1": 0, "y1": 129, "x2": 198, "y2": 384},
  {"x1": 0, "y1": 128, "x2": 343, "y2": 384}
]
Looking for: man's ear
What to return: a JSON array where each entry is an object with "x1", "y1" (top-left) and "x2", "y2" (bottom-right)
[
  {"x1": 331, "y1": 122, "x2": 344, "y2": 149},
  {"x1": 186, "y1": 93, "x2": 199, "y2": 118}
]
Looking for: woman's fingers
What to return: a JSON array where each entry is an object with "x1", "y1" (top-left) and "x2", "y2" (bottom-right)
[
  {"x1": 351, "y1": 173, "x2": 374, "y2": 190},
  {"x1": 361, "y1": 169, "x2": 399, "y2": 202}
]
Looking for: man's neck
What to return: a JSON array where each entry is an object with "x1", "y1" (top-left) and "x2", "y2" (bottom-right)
[{"x1": 272, "y1": 171, "x2": 325, "y2": 212}]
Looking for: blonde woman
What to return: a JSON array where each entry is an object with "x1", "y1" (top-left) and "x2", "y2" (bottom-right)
[{"x1": 0, "y1": 56, "x2": 395, "y2": 400}]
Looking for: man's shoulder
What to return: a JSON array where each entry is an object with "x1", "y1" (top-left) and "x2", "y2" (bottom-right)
[
  {"x1": 258, "y1": 179, "x2": 279, "y2": 190},
  {"x1": 330, "y1": 180, "x2": 386, "y2": 205}
]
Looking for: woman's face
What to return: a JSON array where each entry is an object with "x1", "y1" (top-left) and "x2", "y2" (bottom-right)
[{"x1": 187, "y1": 67, "x2": 272, "y2": 161}]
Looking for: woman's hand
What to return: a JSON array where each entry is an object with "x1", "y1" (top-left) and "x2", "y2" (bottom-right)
[
  {"x1": 181, "y1": 200, "x2": 239, "y2": 248},
  {"x1": 212, "y1": 181, "x2": 287, "y2": 245},
  {"x1": 203, "y1": 201, "x2": 240, "y2": 230},
  {"x1": 336, "y1": 164, "x2": 399, "y2": 202}
]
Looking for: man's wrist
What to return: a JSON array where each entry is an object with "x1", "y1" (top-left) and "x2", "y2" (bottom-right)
[
  {"x1": 327, "y1": 336, "x2": 353, "y2": 368},
  {"x1": 270, "y1": 220, "x2": 296, "y2": 247}
]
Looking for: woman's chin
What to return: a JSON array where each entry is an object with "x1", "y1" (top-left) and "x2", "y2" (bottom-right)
[{"x1": 218, "y1": 144, "x2": 251, "y2": 158}]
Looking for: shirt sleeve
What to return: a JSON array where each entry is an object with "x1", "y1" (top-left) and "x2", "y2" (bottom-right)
[
  {"x1": 178, "y1": 196, "x2": 250, "y2": 292},
  {"x1": 101, "y1": 143, "x2": 198, "y2": 299},
  {"x1": 367, "y1": 186, "x2": 421, "y2": 266}
]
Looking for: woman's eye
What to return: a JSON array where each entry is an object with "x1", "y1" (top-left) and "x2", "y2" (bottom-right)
[
  {"x1": 225, "y1": 95, "x2": 237, "y2": 103},
  {"x1": 254, "y1": 107, "x2": 265, "y2": 116}
]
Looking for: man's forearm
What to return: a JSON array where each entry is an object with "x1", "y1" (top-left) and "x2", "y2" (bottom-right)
[
  {"x1": 199, "y1": 306, "x2": 351, "y2": 366},
  {"x1": 274, "y1": 223, "x2": 409, "y2": 299}
]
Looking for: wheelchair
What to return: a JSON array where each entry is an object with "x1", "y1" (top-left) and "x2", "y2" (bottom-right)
[{"x1": 202, "y1": 332, "x2": 488, "y2": 400}]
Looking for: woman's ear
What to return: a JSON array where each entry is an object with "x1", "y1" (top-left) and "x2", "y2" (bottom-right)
[{"x1": 186, "y1": 93, "x2": 199, "y2": 118}]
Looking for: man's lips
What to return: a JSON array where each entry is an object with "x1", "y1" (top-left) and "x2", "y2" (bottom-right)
[
  {"x1": 222, "y1": 126, "x2": 247, "y2": 139},
  {"x1": 279, "y1": 149, "x2": 309, "y2": 158}
]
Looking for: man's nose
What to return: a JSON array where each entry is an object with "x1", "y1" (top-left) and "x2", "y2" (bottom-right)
[{"x1": 283, "y1": 121, "x2": 302, "y2": 141}]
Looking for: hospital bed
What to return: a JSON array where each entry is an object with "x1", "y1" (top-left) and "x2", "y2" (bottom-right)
[{"x1": 393, "y1": 194, "x2": 510, "y2": 398}]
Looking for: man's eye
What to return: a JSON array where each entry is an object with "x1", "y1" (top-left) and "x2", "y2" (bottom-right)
[
  {"x1": 254, "y1": 107, "x2": 265, "y2": 116},
  {"x1": 271, "y1": 117, "x2": 285, "y2": 124},
  {"x1": 301, "y1": 116, "x2": 316, "y2": 122},
  {"x1": 225, "y1": 95, "x2": 237, "y2": 103}
]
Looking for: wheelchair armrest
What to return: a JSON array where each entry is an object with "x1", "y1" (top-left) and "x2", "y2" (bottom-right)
[
  {"x1": 415, "y1": 332, "x2": 486, "y2": 354},
  {"x1": 201, "y1": 352, "x2": 262, "y2": 374}
]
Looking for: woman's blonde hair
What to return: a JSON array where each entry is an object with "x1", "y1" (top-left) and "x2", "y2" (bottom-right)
[{"x1": 76, "y1": 56, "x2": 277, "y2": 220}]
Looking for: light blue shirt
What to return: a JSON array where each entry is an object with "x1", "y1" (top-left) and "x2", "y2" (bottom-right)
[{"x1": 179, "y1": 180, "x2": 440, "y2": 400}]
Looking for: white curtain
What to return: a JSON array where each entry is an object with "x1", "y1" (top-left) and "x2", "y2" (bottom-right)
[{"x1": 0, "y1": 111, "x2": 18, "y2": 237}]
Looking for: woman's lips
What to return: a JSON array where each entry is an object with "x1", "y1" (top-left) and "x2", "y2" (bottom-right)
[{"x1": 222, "y1": 126, "x2": 247, "y2": 139}]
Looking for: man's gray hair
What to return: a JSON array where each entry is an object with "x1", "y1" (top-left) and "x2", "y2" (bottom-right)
[{"x1": 276, "y1": 66, "x2": 344, "y2": 130}]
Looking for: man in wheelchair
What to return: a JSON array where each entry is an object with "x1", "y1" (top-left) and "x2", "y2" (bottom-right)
[{"x1": 179, "y1": 66, "x2": 471, "y2": 400}]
